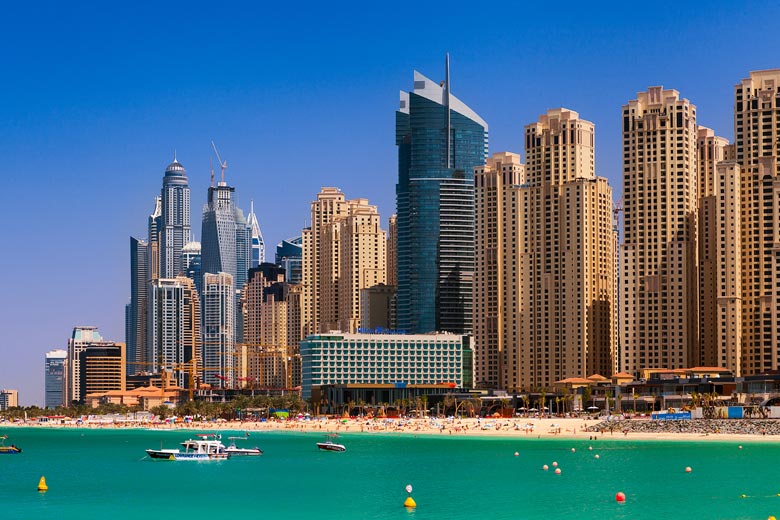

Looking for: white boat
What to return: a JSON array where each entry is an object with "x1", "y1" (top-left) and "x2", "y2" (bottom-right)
[
  {"x1": 146, "y1": 434, "x2": 229, "y2": 460},
  {"x1": 226, "y1": 435, "x2": 263, "y2": 456},
  {"x1": 316, "y1": 434, "x2": 346, "y2": 452}
]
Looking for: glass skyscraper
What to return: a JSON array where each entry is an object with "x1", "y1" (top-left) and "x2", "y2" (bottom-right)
[
  {"x1": 160, "y1": 156, "x2": 191, "y2": 278},
  {"x1": 45, "y1": 349, "x2": 67, "y2": 409},
  {"x1": 201, "y1": 178, "x2": 251, "y2": 342},
  {"x1": 247, "y1": 200, "x2": 265, "y2": 268},
  {"x1": 395, "y1": 63, "x2": 488, "y2": 334}
]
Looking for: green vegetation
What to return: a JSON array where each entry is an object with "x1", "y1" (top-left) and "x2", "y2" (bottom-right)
[{"x1": 0, "y1": 394, "x2": 308, "y2": 422}]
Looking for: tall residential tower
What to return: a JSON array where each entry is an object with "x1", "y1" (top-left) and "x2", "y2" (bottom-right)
[{"x1": 621, "y1": 87, "x2": 699, "y2": 375}]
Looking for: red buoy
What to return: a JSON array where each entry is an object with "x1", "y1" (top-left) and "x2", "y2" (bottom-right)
[{"x1": 615, "y1": 492, "x2": 626, "y2": 503}]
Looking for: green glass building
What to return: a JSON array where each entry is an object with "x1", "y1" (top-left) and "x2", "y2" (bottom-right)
[{"x1": 396, "y1": 62, "x2": 488, "y2": 334}]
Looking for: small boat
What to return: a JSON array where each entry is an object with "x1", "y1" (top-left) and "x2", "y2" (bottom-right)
[
  {"x1": 316, "y1": 434, "x2": 346, "y2": 452},
  {"x1": 0, "y1": 435, "x2": 21, "y2": 454},
  {"x1": 146, "y1": 434, "x2": 229, "y2": 460},
  {"x1": 226, "y1": 434, "x2": 263, "y2": 456}
]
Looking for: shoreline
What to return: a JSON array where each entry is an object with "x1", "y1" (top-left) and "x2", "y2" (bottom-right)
[{"x1": 5, "y1": 416, "x2": 780, "y2": 444}]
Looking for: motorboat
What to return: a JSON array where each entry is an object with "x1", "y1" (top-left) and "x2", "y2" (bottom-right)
[
  {"x1": 146, "y1": 434, "x2": 229, "y2": 460},
  {"x1": 226, "y1": 434, "x2": 263, "y2": 456},
  {"x1": 0, "y1": 435, "x2": 21, "y2": 454},
  {"x1": 316, "y1": 434, "x2": 346, "y2": 452}
]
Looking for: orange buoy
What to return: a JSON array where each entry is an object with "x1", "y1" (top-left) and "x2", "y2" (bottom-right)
[
  {"x1": 685, "y1": 466, "x2": 692, "y2": 473},
  {"x1": 615, "y1": 492, "x2": 626, "y2": 503},
  {"x1": 542, "y1": 464, "x2": 549, "y2": 471},
  {"x1": 554, "y1": 468, "x2": 561, "y2": 475},
  {"x1": 552, "y1": 461, "x2": 558, "y2": 467}
]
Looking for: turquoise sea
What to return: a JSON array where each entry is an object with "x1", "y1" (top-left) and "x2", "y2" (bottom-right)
[{"x1": 1, "y1": 427, "x2": 779, "y2": 519}]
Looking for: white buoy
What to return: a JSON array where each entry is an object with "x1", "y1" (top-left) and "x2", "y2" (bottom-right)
[
  {"x1": 554, "y1": 468, "x2": 561, "y2": 475},
  {"x1": 588, "y1": 446, "x2": 593, "y2": 450},
  {"x1": 543, "y1": 464, "x2": 549, "y2": 471},
  {"x1": 595, "y1": 454, "x2": 600, "y2": 459},
  {"x1": 514, "y1": 452, "x2": 519, "y2": 457},
  {"x1": 571, "y1": 448, "x2": 576, "y2": 452},
  {"x1": 552, "y1": 461, "x2": 558, "y2": 467},
  {"x1": 685, "y1": 466, "x2": 692, "y2": 473}
]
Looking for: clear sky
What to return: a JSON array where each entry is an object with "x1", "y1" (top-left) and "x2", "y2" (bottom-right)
[{"x1": 1, "y1": 1, "x2": 778, "y2": 405}]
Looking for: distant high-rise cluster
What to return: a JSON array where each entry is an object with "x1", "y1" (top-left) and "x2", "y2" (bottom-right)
[{"x1": 44, "y1": 64, "x2": 780, "y2": 409}]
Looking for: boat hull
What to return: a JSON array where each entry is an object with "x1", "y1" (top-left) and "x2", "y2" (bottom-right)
[
  {"x1": 316, "y1": 442, "x2": 346, "y2": 452},
  {"x1": 226, "y1": 447, "x2": 263, "y2": 456},
  {"x1": 145, "y1": 449, "x2": 229, "y2": 460},
  {"x1": 0, "y1": 446, "x2": 21, "y2": 454}
]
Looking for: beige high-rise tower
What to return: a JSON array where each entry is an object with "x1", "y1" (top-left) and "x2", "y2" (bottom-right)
[
  {"x1": 302, "y1": 188, "x2": 348, "y2": 335},
  {"x1": 735, "y1": 70, "x2": 780, "y2": 374},
  {"x1": 621, "y1": 87, "x2": 699, "y2": 376},
  {"x1": 302, "y1": 188, "x2": 386, "y2": 334},
  {"x1": 474, "y1": 109, "x2": 616, "y2": 392},
  {"x1": 697, "y1": 127, "x2": 741, "y2": 372},
  {"x1": 473, "y1": 152, "x2": 525, "y2": 389}
]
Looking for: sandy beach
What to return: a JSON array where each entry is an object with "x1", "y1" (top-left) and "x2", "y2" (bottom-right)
[{"x1": 7, "y1": 415, "x2": 780, "y2": 443}]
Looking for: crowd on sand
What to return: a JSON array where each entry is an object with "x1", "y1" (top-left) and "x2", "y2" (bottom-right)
[{"x1": 9, "y1": 414, "x2": 780, "y2": 442}]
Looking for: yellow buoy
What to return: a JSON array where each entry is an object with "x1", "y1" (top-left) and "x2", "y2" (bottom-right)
[
  {"x1": 37, "y1": 476, "x2": 48, "y2": 492},
  {"x1": 767, "y1": 516, "x2": 776, "y2": 520},
  {"x1": 404, "y1": 496, "x2": 417, "y2": 508}
]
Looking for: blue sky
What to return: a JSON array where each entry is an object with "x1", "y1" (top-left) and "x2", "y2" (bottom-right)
[{"x1": 1, "y1": 1, "x2": 777, "y2": 405}]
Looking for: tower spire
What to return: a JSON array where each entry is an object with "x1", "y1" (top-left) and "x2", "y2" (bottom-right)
[
  {"x1": 445, "y1": 52, "x2": 451, "y2": 169},
  {"x1": 174, "y1": 149, "x2": 177, "y2": 162}
]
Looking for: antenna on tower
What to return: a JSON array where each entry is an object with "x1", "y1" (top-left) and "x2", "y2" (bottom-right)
[
  {"x1": 211, "y1": 140, "x2": 227, "y2": 182},
  {"x1": 445, "y1": 52, "x2": 451, "y2": 169}
]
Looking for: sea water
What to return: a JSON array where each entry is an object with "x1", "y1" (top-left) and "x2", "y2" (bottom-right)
[{"x1": 1, "y1": 427, "x2": 778, "y2": 520}]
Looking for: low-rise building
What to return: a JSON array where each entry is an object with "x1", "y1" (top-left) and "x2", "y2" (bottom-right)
[
  {"x1": 300, "y1": 332, "x2": 469, "y2": 400},
  {"x1": 0, "y1": 389, "x2": 18, "y2": 410}
]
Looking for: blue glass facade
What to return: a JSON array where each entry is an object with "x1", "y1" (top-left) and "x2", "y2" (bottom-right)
[
  {"x1": 396, "y1": 72, "x2": 487, "y2": 334},
  {"x1": 45, "y1": 352, "x2": 66, "y2": 409}
]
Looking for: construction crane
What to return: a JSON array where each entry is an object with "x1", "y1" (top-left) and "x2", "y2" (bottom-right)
[
  {"x1": 613, "y1": 196, "x2": 624, "y2": 234},
  {"x1": 211, "y1": 140, "x2": 227, "y2": 183}
]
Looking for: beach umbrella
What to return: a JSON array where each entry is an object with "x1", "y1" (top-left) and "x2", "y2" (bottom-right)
[{"x1": 587, "y1": 406, "x2": 600, "y2": 411}]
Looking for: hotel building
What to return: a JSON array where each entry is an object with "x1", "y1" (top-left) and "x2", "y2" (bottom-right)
[{"x1": 300, "y1": 332, "x2": 468, "y2": 399}]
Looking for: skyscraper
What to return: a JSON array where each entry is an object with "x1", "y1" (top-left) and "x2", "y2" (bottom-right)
[
  {"x1": 160, "y1": 156, "x2": 191, "y2": 278},
  {"x1": 276, "y1": 236, "x2": 303, "y2": 285},
  {"x1": 396, "y1": 59, "x2": 488, "y2": 334},
  {"x1": 734, "y1": 70, "x2": 780, "y2": 375},
  {"x1": 201, "y1": 175, "x2": 251, "y2": 342},
  {"x1": 127, "y1": 236, "x2": 148, "y2": 375},
  {"x1": 621, "y1": 87, "x2": 699, "y2": 376},
  {"x1": 474, "y1": 152, "x2": 525, "y2": 389},
  {"x1": 202, "y1": 272, "x2": 235, "y2": 387},
  {"x1": 474, "y1": 110, "x2": 616, "y2": 392},
  {"x1": 44, "y1": 349, "x2": 67, "y2": 409},
  {"x1": 65, "y1": 327, "x2": 122, "y2": 404},
  {"x1": 696, "y1": 127, "x2": 739, "y2": 372},
  {"x1": 247, "y1": 200, "x2": 265, "y2": 268},
  {"x1": 147, "y1": 277, "x2": 201, "y2": 388},
  {"x1": 182, "y1": 241, "x2": 202, "y2": 295},
  {"x1": 302, "y1": 188, "x2": 348, "y2": 335},
  {"x1": 302, "y1": 189, "x2": 386, "y2": 334}
]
